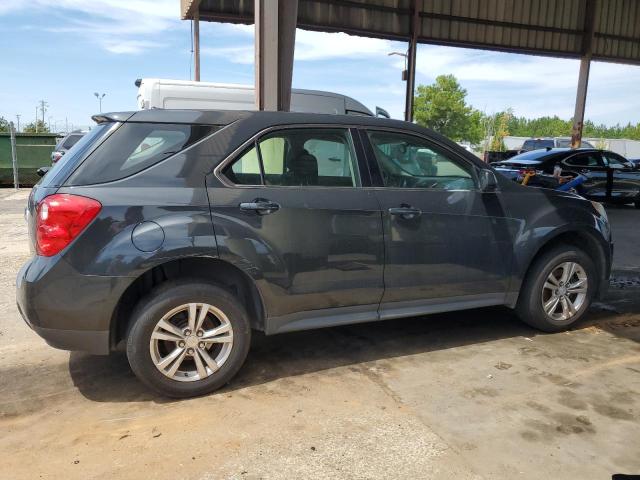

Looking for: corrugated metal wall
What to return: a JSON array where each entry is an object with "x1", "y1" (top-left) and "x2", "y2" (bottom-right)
[{"x1": 191, "y1": 0, "x2": 640, "y2": 64}]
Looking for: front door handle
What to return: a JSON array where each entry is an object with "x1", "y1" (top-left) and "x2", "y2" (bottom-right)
[
  {"x1": 388, "y1": 205, "x2": 422, "y2": 220},
  {"x1": 239, "y1": 199, "x2": 280, "y2": 215}
]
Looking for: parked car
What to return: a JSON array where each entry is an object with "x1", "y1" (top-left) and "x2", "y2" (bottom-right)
[
  {"x1": 493, "y1": 148, "x2": 640, "y2": 207},
  {"x1": 51, "y1": 131, "x2": 86, "y2": 164},
  {"x1": 17, "y1": 110, "x2": 612, "y2": 397},
  {"x1": 483, "y1": 150, "x2": 520, "y2": 163},
  {"x1": 136, "y1": 78, "x2": 390, "y2": 118},
  {"x1": 520, "y1": 137, "x2": 595, "y2": 152}
]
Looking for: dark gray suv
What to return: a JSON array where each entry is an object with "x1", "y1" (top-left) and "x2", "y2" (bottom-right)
[{"x1": 17, "y1": 110, "x2": 612, "y2": 397}]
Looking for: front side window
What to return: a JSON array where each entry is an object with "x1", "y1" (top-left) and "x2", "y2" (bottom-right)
[
  {"x1": 564, "y1": 153, "x2": 601, "y2": 167},
  {"x1": 223, "y1": 128, "x2": 359, "y2": 187},
  {"x1": 602, "y1": 152, "x2": 627, "y2": 169},
  {"x1": 366, "y1": 131, "x2": 475, "y2": 190}
]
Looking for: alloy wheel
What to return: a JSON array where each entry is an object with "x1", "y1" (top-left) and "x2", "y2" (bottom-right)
[
  {"x1": 541, "y1": 261, "x2": 588, "y2": 322},
  {"x1": 149, "y1": 303, "x2": 234, "y2": 382}
]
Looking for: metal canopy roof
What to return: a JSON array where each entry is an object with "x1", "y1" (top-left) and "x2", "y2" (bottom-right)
[{"x1": 181, "y1": 0, "x2": 640, "y2": 65}]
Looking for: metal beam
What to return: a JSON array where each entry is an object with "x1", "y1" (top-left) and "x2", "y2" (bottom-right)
[
  {"x1": 405, "y1": 0, "x2": 419, "y2": 122},
  {"x1": 255, "y1": 0, "x2": 298, "y2": 111},
  {"x1": 570, "y1": 0, "x2": 598, "y2": 149},
  {"x1": 193, "y1": 9, "x2": 201, "y2": 81}
]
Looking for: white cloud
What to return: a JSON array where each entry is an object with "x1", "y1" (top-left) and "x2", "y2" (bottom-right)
[
  {"x1": 3, "y1": 0, "x2": 181, "y2": 54},
  {"x1": 414, "y1": 46, "x2": 580, "y2": 90},
  {"x1": 104, "y1": 39, "x2": 167, "y2": 55},
  {"x1": 204, "y1": 28, "x2": 398, "y2": 63},
  {"x1": 203, "y1": 45, "x2": 254, "y2": 64}
]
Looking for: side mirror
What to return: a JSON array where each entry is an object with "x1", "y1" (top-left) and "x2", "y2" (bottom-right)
[
  {"x1": 36, "y1": 167, "x2": 50, "y2": 178},
  {"x1": 479, "y1": 169, "x2": 498, "y2": 192}
]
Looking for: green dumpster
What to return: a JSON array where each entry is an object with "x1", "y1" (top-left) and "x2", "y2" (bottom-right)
[{"x1": 0, "y1": 132, "x2": 58, "y2": 186}]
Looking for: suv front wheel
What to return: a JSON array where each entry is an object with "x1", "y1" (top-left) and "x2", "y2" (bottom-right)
[
  {"x1": 516, "y1": 245, "x2": 596, "y2": 332},
  {"x1": 126, "y1": 281, "x2": 251, "y2": 398}
]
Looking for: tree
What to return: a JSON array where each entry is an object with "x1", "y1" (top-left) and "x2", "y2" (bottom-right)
[
  {"x1": 490, "y1": 111, "x2": 512, "y2": 151},
  {"x1": 0, "y1": 116, "x2": 9, "y2": 133},
  {"x1": 413, "y1": 75, "x2": 480, "y2": 143},
  {"x1": 22, "y1": 120, "x2": 50, "y2": 133}
]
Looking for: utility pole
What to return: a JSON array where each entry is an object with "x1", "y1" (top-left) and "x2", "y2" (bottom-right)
[
  {"x1": 65, "y1": 117, "x2": 68, "y2": 133},
  {"x1": 9, "y1": 122, "x2": 19, "y2": 190},
  {"x1": 35, "y1": 106, "x2": 38, "y2": 133},
  {"x1": 15, "y1": 114, "x2": 20, "y2": 133},
  {"x1": 39, "y1": 100, "x2": 49, "y2": 125}
]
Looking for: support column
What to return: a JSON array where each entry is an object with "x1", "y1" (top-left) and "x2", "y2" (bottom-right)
[
  {"x1": 570, "y1": 57, "x2": 590, "y2": 148},
  {"x1": 405, "y1": 0, "x2": 420, "y2": 122},
  {"x1": 193, "y1": 10, "x2": 201, "y2": 81},
  {"x1": 570, "y1": 0, "x2": 597, "y2": 148},
  {"x1": 255, "y1": 0, "x2": 298, "y2": 111}
]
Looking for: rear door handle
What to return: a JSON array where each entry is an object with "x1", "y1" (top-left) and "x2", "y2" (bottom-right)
[
  {"x1": 388, "y1": 205, "x2": 422, "y2": 219},
  {"x1": 239, "y1": 199, "x2": 280, "y2": 215}
]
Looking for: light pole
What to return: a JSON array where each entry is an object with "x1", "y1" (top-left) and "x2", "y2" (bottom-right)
[
  {"x1": 388, "y1": 51, "x2": 408, "y2": 81},
  {"x1": 94, "y1": 92, "x2": 106, "y2": 112},
  {"x1": 15, "y1": 114, "x2": 20, "y2": 133}
]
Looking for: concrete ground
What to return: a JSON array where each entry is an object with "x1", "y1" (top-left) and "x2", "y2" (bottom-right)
[{"x1": 0, "y1": 188, "x2": 638, "y2": 480}]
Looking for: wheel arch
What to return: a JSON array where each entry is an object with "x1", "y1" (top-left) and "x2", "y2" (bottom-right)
[
  {"x1": 110, "y1": 257, "x2": 266, "y2": 351},
  {"x1": 509, "y1": 227, "x2": 610, "y2": 307}
]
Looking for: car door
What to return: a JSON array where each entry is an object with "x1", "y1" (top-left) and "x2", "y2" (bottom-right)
[
  {"x1": 561, "y1": 152, "x2": 609, "y2": 200},
  {"x1": 601, "y1": 151, "x2": 640, "y2": 203},
  {"x1": 207, "y1": 126, "x2": 384, "y2": 332},
  {"x1": 360, "y1": 129, "x2": 514, "y2": 317}
]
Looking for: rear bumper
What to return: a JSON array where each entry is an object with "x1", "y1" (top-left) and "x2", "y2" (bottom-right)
[
  {"x1": 30, "y1": 325, "x2": 109, "y2": 354},
  {"x1": 16, "y1": 256, "x2": 132, "y2": 355}
]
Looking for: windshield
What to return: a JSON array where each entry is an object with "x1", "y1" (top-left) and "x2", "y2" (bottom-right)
[
  {"x1": 524, "y1": 139, "x2": 553, "y2": 150},
  {"x1": 555, "y1": 139, "x2": 595, "y2": 148},
  {"x1": 61, "y1": 134, "x2": 83, "y2": 150}
]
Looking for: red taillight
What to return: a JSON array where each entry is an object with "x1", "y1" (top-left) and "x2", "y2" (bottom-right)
[{"x1": 36, "y1": 194, "x2": 102, "y2": 256}]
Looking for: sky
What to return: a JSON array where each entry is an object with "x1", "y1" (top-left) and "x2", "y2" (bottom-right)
[{"x1": 1, "y1": 0, "x2": 639, "y2": 132}]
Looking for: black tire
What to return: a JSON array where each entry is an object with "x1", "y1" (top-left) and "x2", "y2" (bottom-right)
[
  {"x1": 634, "y1": 200, "x2": 640, "y2": 209},
  {"x1": 126, "y1": 280, "x2": 251, "y2": 398},
  {"x1": 515, "y1": 245, "x2": 597, "y2": 332}
]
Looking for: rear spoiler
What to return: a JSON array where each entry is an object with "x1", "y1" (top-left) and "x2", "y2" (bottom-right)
[{"x1": 375, "y1": 106, "x2": 390, "y2": 119}]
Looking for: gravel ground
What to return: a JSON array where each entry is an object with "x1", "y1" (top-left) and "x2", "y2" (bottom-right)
[{"x1": 0, "y1": 188, "x2": 638, "y2": 480}]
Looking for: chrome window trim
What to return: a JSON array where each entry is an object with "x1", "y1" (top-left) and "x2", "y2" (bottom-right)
[{"x1": 213, "y1": 123, "x2": 487, "y2": 193}]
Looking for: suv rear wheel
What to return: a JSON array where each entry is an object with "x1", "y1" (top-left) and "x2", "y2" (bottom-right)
[
  {"x1": 516, "y1": 245, "x2": 596, "y2": 332},
  {"x1": 126, "y1": 281, "x2": 251, "y2": 398}
]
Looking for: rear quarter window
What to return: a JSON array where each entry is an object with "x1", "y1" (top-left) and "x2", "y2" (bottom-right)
[{"x1": 66, "y1": 123, "x2": 217, "y2": 185}]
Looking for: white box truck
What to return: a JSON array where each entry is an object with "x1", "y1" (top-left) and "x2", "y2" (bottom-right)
[{"x1": 135, "y1": 78, "x2": 389, "y2": 118}]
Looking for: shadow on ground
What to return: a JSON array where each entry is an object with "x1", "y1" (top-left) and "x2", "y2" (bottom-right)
[{"x1": 69, "y1": 280, "x2": 640, "y2": 404}]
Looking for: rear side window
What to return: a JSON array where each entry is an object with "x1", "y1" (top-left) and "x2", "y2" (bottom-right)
[
  {"x1": 66, "y1": 123, "x2": 217, "y2": 185},
  {"x1": 223, "y1": 128, "x2": 359, "y2": 187}
]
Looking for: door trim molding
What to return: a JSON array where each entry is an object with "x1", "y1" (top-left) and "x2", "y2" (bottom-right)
[{"x1": 265, "y1": 293, "x2": 507, "y2": 335}]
